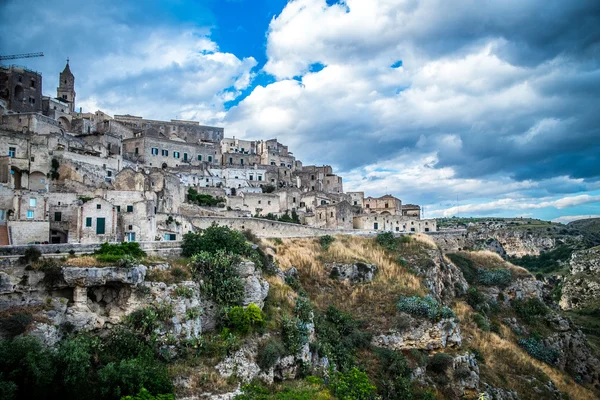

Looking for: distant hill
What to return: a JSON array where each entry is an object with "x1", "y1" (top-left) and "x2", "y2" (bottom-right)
[{"x1": 567, "y1": 218, "x2": 600, "y2": 247}]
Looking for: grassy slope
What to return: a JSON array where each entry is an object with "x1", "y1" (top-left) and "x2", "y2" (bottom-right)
[{"x1": 266, "y1": 235, "x2": 596, "y2": 400}]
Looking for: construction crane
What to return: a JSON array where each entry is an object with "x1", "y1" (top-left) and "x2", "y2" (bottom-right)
[{"x1": 0, "y1": 52, "x2": 44, "y2": 62}]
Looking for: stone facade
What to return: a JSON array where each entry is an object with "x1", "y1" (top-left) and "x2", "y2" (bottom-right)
[{"x1": 353, "y1": 214, "x2": 437, "y2": 233}]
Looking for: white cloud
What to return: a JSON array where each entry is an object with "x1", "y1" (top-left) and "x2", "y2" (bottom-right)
[{"x1": 551, "y1": 215, "x2": 600, "y2": 224}]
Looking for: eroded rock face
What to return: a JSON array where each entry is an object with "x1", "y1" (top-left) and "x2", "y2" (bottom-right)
[
  {"x1": 372, "y1": 314, "x2": 462, "y2": 350},
  {"x1": 543, "y1": 330, "x2": 600, "y2": 385},
  {"x1": 560, "y1": 247, "x2": 600, "y2": 311},
  {"x1": 325, "y1": 262, "x2": 378, "y2": 283},
  {"x1": 420, "y1": 250, "x2": 468, "y2": 302},
  {"x1": 62, "y1": 266, "x2": 147, "y2": 287},
  {"x1": 236, "y1": 262, "x2": 270, "y2": 308}
]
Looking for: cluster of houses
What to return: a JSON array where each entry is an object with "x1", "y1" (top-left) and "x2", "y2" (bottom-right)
[{"x1": 0, "y1": 61, "x2": 436, "y2": 245}]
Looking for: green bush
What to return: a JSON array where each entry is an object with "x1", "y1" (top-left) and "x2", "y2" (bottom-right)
[
  {"x1": 281, "y1": 315, "x2": 309, "y2": 355},
  {"x1": 173, "y1": 286, "x2": 194, "y2": 299},
  {"x1": 427, "y1": 352, "x2": 453, "y2": 374},
  {"x1": 371, "y1": 348, "x2": 413, "y2": 399},
  {"x1": 225, "y1": 304, "x2": 265, "y2": 335},
  {"x1": 376, "y1": 232, "x2": 397, "y2": 251},
  {"x1": 0, "y1": 313, "x2": 33, "y2": 338},
  {"x1": 518, "y1": 338, "x2": 559, "y2": 365},
  {"x1": 95, "y1": 242, "x2": 146, "y2": 263},
  {"x1": 472, "y1": 313, "x2": 490, "y2": 332},
  {"x1": 477, "y1": 268, "x2": 511, "y2": 287},
  {"x1": 447, "y1": 253, "x2": 477, "y2": 284},
  {"x1": 187, "y1": 188, "x2": 224, "y2": 207},
  {"x1": 170, "y1": 267, "x2": 189, "y2": 281},
  {"x1": 294, "y1": 297, "x2": 313, "y2": 323},
  {"x1": 39, "y1": 258, "x2": 63, "y2": 287},
  {"x1": 182, "y1": 225, "x2": 249, "y2": 257},
  {"x1": 127, "y1": 307, "x2": 159, "y2": 335},
  {"x1": 319, "y1": 235, "x2": 335, "y2": 250},
  {"x1": 466, "y1": 287, "x2": 486, "y2": 311},
  {"x1": 512, "y1": 298, "x2": 547, "y2": 318},
  {"x1": 97, "y1": 357, "x2": 173, "y2": 400},
  {"x1": 190, "y1": 250, "x2": 244, "y2": 306},
  {"x1": 331, "y1": 367, "x2": 377, "y2": 400},
  {"x1": 397, "y1": 296, "x2": 455, "y2": 321},
  {"x1": 20, "y1": 247, "x2": 41, "y2": 265},
  {"x1": 508, "y1": 244, "x2": 574, "y2": 274},
  {"x1": 257, "y1": 338, "x2": 286, "y2": 370},
  {"x1": 121, "y1": 388, "x2": 175, "y2": 400}
]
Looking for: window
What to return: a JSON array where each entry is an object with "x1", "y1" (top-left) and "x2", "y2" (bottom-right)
[
  {"x1": 135, "y1": 147, "x2": 139, "y2": 155},
  {"x1": 354, "y1": 201, "x2": 357, "y2": 205},
  {"x1": 311, "y1": 175, "x2": 315, "y2": 180},
  {"x1": 330, "y1": 212, "x2": 333, "y2": 217},
  {"x1": 30, "y1": 79, "x2": 36, "y2": 88},
  {"x1": 208, "y1": 156, "x2": 212, "y2": 162},
  {"x1": 240, "y1": 159, "x2": 244, "y2": 165},
  {"x1": 396, "y1": 227, "x2": 399, "y2": 232},
  {"x1": 249, "y1": 175, "x2": 253, "y2": 181},
  {"x1": 165, "y1": 233, "x2": 176, "y2": 241},
  {"x1": 258, "y1": 176, "x2": 262, "y2": 181},
  {"x1": 126, "y1": 232, "x2": 136, "y2": 242},
  {"x1": 280, "y1": 163, "x2": 285, "y2": 167},
  {"x1": 96, "y1": 204, "x2": 101, "y2": 210},
  {"x1": 29, "y1": 198, "x2": 36, "y2": 207},
  {"x1": 385, "y1": 203, "x2": 388, "y2": 208},
  {"x1": 8, "y1": 147, "x2": 15, "y2": 158},
  {"x1": 229, "y1": 157, "x2": 233, "y2": 164},
  {"x1": 127, "y1": 205, "x2": 133, "y2": 213},
  {"x1": 128, "y1": 225, "x2": 133, "y2": 230},
  {"x1": 62, "y1": 94, "x2": 67, "y2": 100},
  {"x1": 183, "y1": 153, "x2": 188, "y2": 161},
  {"x1": 293, "y1": 197, "x2": 296, "y2": 203},
  {"x1": 54, "y1": 212, "x2": 62, "y2": 222},
  {"x1": 174, "y1": 151, "x2": 180, "y2": 159},
  {"x1": 258, "y1": 200, "x2": 262, "y2": 204},
  {"x1": 107, "y1": 171, "x2": 112, "y2": 177},
  {"x1": 86, "y1": 217, "x2": 92, "y2": 227},
  {"x1": 96, "y1": 218, "x2": 106, "y2": 234},
  {"x1": 29, "y1": 97, "x2": 35, "y2": 104},
  {"x1": 197, "y1": 155, "x2": 202, "y2": 161},
  {"x1": 374, "y1": 222, "x2": 379, "y2": 230},
  {"x1": 162, "y1": 149, "x2": 168, "y2": 156},
  {"x1": 425, "y1": 228, "x2": 430, "y2": 232},
  {"x1": 27, "y1": 210, "x2": 34, "y2": 219},
  {"x1": 411, "y1": 228, "x2": 415, "y2": 232},
  {"x1": 366, "y1": 204, "x2": 370, "y2": 208},
  {"x1": 321, "y1": 200, "x2": 327, "y2": 205},
  {"x1": 151, "y1": 148, "x2": 158, "y2": 155},
  {"x1": 268, "y1": 201, "x2": 271, "y2": 205},
  {"x1": 116, "y1": 205, "x2": 121, "y2": 212}
]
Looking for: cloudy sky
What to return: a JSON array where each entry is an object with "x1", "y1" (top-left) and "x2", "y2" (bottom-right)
[{"x1": 1, "y1": 0, "x2": 599, "y2": 222}]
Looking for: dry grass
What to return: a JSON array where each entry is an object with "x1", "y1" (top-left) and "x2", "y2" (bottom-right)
[
  {"x1": 459, "y1": 250, "x2": 531, "y2": 278},
  {"x1": 169, "y1": 362, "x2": 236, "y2": 397},
  {"x1": 413, "y1": 233, "x2": 438, "y2": 249},
  {"x1": 63, "y1": 255, "x2": 108, "y2": 267},
  {"x1": 455, "y1": 302, "x2": 596, "y2": 400},
  {"x1": 272, "y1": 235, "x2": 424, "y2": 331}
]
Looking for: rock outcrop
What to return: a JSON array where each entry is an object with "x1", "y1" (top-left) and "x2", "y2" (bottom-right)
[
  {"x1": 372, "y1": 314, "x2": 462, "y2": 350},
  {"x1": 560, "y1": 246, "x2": 600, "y2": 311},
  {"x1": 325, "y1": 262, "x2": 378, "y2": 283}
]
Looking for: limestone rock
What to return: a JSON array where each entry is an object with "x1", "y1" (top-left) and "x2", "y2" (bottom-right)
[
  {"x1": 326, "y1": 262, "x2": 378, "y2": 283},
  {"x1": 372, "y1": 315, "x2": 462, "y2": 350},
  {"x1": 0, "y1": 271, "x2": 16, "y2": 294},
  {"x1": 420, "y1": 250, "x2": 468, "y2": 301},
  {"x1": 560, "y1": 247, "x2": 600, "y2": 311},
  {"x1": 543, "y1": 330, "x2": 600, "y2": 384},
  {"x1": 216, "y1": 341, "x2": 261, "y2": 384},
  {"x1": 63, "y1": 266, "x2": 147, "y2": 287},
  {"x1": 236, "y1": 262, "x2": 270, "y2": 308}
]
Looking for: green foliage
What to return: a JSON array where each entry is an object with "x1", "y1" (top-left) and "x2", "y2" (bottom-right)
[
  {"x1": 331, "y1": 367, "x2": 377, "y2": 400},
  {"x1": 170, "y1": 266, "x2": 189, "y2": 281},
  {"x1": 98, "y1": 357, "x2": 173, "y2": 399},
  {"x1": 185, "y1": 307, "x2": 201, "y2": 321},
  {"x1": 312, "y1": 305, "x2": 371, "y2": 372},
  {"x1": 126, "y1": 303, "x2": 174, "y2": 335},
  {"x1": 319, "y1": 235, "x2": 335, "y2": 250},
  {"x1": 466, "y1": 287, "x2": 486, "y2": 311},
  {"x1": 372, "y1": 348, "x2": 413, "y2": 400},
  {"x1": 518, "y1": 338, "x2": 559, "y2": 365},
  {"x1": 273, "y1": 238, "x2": 283, "y2": 245},
  {"x1": 190, "y1": 250, "x2": 244, "y2": 306},
  {"x1": 121, "y1": 388, "x2": 175, "y2": 400},
  {"x1": 376, "y1": 232, "x2": 398, "y2": 251},
  {"x1": 235, "y1": 378, "x2": 333, "y2": 400},
  {"x1": 397, "y1": 295, "x2": 455, "y2": 321},
  {"x1": 262, "y1": 184, "x2": 276, "y2": 193},
  {"x1": 281, "y1": 315, "x2": 309, "y2": 355},
  {"x1": 294, "y1": 297, "x2": 313, "y2": 323},
  {"x1": 427, "y1": 352, "x2": 453, "y2": 374},
  {"x1": 38, "y1": 258, "x2": 63, "y2": 287},
  {"x1": 173, "y1": 286, "x2": 194, "y2": 299},
  {"x1": 0, "y1": 374, "x2": 17, "y2": 400},
  {"x1": 472, "y1": 313, "x2": 490, "y2": 332},
  {"x1": 257, "y1": 338, "x2": 286, "y2": 370},
  {"x1": 225, "y1": 304, "x2": 265, "y2": 335},
  {"x1": 95, "y1": 242, "x2": 146, "y2": 263},
  {"x1": 20, "y1": 247, "x2": 41, "y2": 264},
  {"x1": 477, "y1": 268, "x2": 512, "y2": 287},
  {"x1": 0, "y1": 313, "x2": 33, "y2": 338},
  {"x1": 182, "y1": 225, "x2": 249, "y2": 257},
  {"x1": 508, "y1": 244, "x2": 574, "y2": 274},
  {"x1": 187, "y1": 188, "x2": 224, "y2": 207},
  {"x1": 512, "y1": 298, "x2": 547, "y2": 318},
  {"x1": 447, "y1": 253, "x2": 477, "y2": 284}
]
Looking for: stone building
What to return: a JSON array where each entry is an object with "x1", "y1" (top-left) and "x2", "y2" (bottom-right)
[
  {"x1": 296, "y1": 165, "x2": 343, "y2": 194},
  {"x1": 348, "y1": 192, "x2": 364, "y2": 208},
  {"x1": 309, "y1": 200, "x2": 355, "y2": 230},
  {"x1": 353, "y1": 214, "x2": 436, "y2": 233},
  {"x1": 114, "y1": 115, "x2": 224, "y2": 144},
  {"x1": 221, "y1": 137, "x2": 256, "y2": 154},
  {"x1": 0, "y1": 65, "x2": 43, "y2": 114},
  {"x1": 364, "y1": 194, "x2": 402, "y2": 215},
  {"x1": 57, "y1": 61, "x2": 76, "y2": 113},
  {"x1": 73, "y1": 197, "x2": 117, "y2": 244}
]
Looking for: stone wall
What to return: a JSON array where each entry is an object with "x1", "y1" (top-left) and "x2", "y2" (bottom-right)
[
  {"x1": 189, "y1": 216, "x2": 339, "y2": 238},
  {"x1": 7, "y1": 220, "x2": 49, "y2": 245},
  {"x1": 0, "y1": 240, "x2": 182, "y2": 258}
]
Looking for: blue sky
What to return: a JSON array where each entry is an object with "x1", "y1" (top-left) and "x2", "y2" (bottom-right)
[{"x1": 1, "y1": 0, "x2": 599, "y2": 223}]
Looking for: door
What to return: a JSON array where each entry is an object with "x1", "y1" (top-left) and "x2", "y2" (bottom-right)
[
  {"x1": 374, "y1": 222, "x2": 378, "y2": 230},
  {"x1": 96, "y1": 218, "x2": 105, "y2": 234}
]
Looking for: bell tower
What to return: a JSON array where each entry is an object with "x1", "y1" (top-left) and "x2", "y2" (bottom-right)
[{"x1": 57, "y1": 59, "x2": 76, "y2": 113}]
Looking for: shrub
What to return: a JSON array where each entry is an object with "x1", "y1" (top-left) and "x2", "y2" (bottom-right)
[
  {"x1": 262, "y1": 184, "x2": 276, "y2": 194},
  {"x1": 281, "y1": 315, "x2": 309, "y2": 355},
  {"x1": 512, "y1": 298, "x2": 547, "y2": 318},
  {"x1": 121, "y1": 388, "x2": 175, "y2": 400},
  {"x1": 127, "y1": 307, "x2": 159, "y2": 335},
  {"x1": 257, "y1": 338, "x2": 286, "y2": 370},
  {"x1": 376, "y1": 232, "x2": 397, "y2": 251},
  {"x1": 0, "y1": 312, "x2": 33, "y2": 338},
  {"x1": 185, "y1": 307, "x2": 201, "y2": 321},
  {"x1": 170, "y1": 266, "x2": 189, "y2": 282},
  {"x1": 182, "y1": 225, "x2": 249, "y2": 257},
  {"x1": 187, "y1": 188, "x2": 224, "y2": 207},
  {"x1": 447, "y1": 253, "x2": 477, "y2": 284},
  {"x1": 331, "y1": 367, "x2": 376, "y2": 400},
  {"x1": 372, "y1": 348, "x2": 413, "y2": 399},
  {"x1": 173, "y1": 286, "x2": 194, "y2": 299},
  {"x1": 397, "y1": 296, "x2": 455, "y2": 321},
  {"x1": 95, "y1": 242, "x2": 146, "y2": 263},
  {"x1": 472, "y1": 313, "x2": 490, "y2": 332},
  {"x1": 466, "y1": 287, "x2": 486, "y2": 311},
  {"x1": 273, "y1": 238, "x2": 283, "y2": 245},
  {"x1": 97, "y1": 357, "x2": 173, "y2": 400},
  {"x1": 427, "y1": 352, "x2": 453, "y2": 374},
  {"x1": 508, "y1": 244, "x2": 574, "y2": 274},
  {"x1": 117, "y1": 255, "x2": 138, "y2": 268},
  {"x1": 294, "y1": 297, "x2": 313, "y2": 323},
  {"x1": 518, "y1": 338, "x2": 559, "y2": 365},
  {"x1": 396, "y1": 256, "x2": 407, "y2": 267},
  {"x1": 477, "y1": 268, "x2": 511, "y2": 287},
  {"x1": 225, "y1": 304, "x2": 265, "y2": 335},
  {"x1": 242, "y1": 229, "x2": 259, "y2": 243},
  {"x1": 190, "y1": 250, "x2": 244, "y2": 306},
  {"x1": 39, "y1": 258, "x2": 63, "y2": 287},
  {"x1": 319, "y1": 235, "x2": 335, "y2": 250},
  {"x1": 20, "y1": 247, "x2": 41, "y2": 264}
]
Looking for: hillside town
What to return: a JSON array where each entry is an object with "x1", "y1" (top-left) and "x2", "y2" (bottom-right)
[{"x1": 0, "y1": 61, "x2": 436, "y2": 245}]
